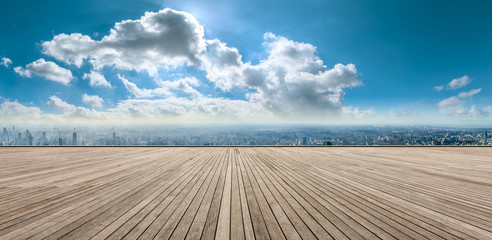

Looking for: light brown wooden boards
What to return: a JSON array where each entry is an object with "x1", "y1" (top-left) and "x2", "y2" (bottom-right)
[{"x1": 0, "y1": 147, "x2": 491, "y2": 239}]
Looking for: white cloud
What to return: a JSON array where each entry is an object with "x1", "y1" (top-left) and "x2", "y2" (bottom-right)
[
  {"x1": 342, "y1": 107, "x2": 375, "y2": 119},
  {"x1": 42, "y1": 8, "x2": 206, "y2": 76},
  {"x1": 447, "y1": 75, "x2": 471, "y2": 90},
  {"x1": 0, "y1": 96, "x2": 109, "y2": 124},
  {"x1": 8, "y1": 9, "x2": 372, "y2": 123},
  {"x1": 119, "y1": 74, "x2": 202, "y2": 99},
  {"x1": 13, "y1": 66, "x2": 31, "y2": 77},
  {"x1": 47, "y1": 96, "x2": 106, "y2": 119},
  {"x1": 438, "y1": 96, "x2": 463, "y2": 108},
  {"x1": 433, "y1": 85, "x2": 444, "y2": 92},
  {"x1": 0, "y1": 98, "x2": 42, "y2": 121},
  {"x1": 82, "y1": 71, "x2": 111, "y2": 88},
  {"x1": 14, "y1": 59, "x2": 73, "y2": 85},
  {"x1": 109, "y1": 97, "x2": 267, "y2": 123},
  {"x1": 483, "y1": 106, "x2": 492, "y2": 116},
  {"x1": 155, "y1": 77, "x2": 202, "y2": 98},
  {"x1": 457, "y1": 88, "x2": 481, "y2": 98},
  {"x1": 47, "y1": 96, "x2": 77, "y2": 112},
  {"x1": 438, "y1": 88, "x2": 484, "y2": 117},
  {"x1": 118, "y1": 74, "x2": 172, "y2": 98},
  {"x1": 112, "y1": 32, "x2": 363, "y2": 120},
  {"x1": 1, "y1": 57, "x2": 12, "y2": 68},
  {"x1": 467, "y1": 105, "x2": 482, "y2": 117},
  {"x1": 200, "y1": 39, "x2": 244, "y2": 91},
  {"x1": 82, "y1": 94, "x2": 104, "y2": 108},
  {"x1": 200, "y1": 33, "x2": 362, "y2": 118},
  {"x1": 390, "y1": 109, "x2": 417, "y2": 117},
  {"x1": 439, "y1": 105, "x2": 467, "y2": 116},
  {"x1": 40, "y1": 8, "x2": 365, "y2": 121}
]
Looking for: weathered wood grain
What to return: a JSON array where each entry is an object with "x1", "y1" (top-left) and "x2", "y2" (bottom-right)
[{"x1": 0, "y1": 147, "x2": 491, "y2": 239}]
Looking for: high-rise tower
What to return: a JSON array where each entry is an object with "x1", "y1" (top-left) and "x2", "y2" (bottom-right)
[{"x1": 73, "y1": 132, "x2": 78, "y2": 146}]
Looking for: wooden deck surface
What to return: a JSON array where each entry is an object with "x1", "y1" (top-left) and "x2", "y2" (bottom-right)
[{"x1": 0, "y1": 147, "x2": 491, "y2": 239}]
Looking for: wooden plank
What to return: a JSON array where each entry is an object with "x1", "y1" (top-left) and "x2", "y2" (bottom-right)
[
  {"x1": 199, "y1": 148, "x2": 229, "y2": 239},
  {"x1": 229, "y1": 148, "x2": 245, "y2": 240},
  {"x1": 215, "y1": 148, "x2": 232, "y2": 239},
  {"x1": 234, "y1": 147, "x2": 255, "y2": 240}
]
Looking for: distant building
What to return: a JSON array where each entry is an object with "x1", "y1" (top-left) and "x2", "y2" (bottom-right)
[
  {"x1": 58, "y1": 138, "x2": 63, "y2": 146},
  {"x1": 302, "y1": 137, "x2": 307, "y2": 145},
  {"x1": 25, "y1": 130, "x2": 32, "y2": 146},
  {"x1": 113, "y1": 132, "x2": 116, "y2": 145},
  {"x1": 73, "y1": 132, "x2": 77, "y2": 146}
]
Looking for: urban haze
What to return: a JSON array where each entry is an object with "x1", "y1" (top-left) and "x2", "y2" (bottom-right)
[{"x1": 2, "y1": 125, "x2": 491, "y2": 146}]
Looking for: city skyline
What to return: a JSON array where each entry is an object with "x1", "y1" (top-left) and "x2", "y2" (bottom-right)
[
  {"x1": 2, "y1": 125, "x2": 490, "y2": 146},
  {"x1": 1, "y1": 0, "x2": 492, "y2": 125}
]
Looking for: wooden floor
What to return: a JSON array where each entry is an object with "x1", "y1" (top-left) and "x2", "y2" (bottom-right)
[{"x1": 0, "y1": 147, "x2": 491, "y2": 239}]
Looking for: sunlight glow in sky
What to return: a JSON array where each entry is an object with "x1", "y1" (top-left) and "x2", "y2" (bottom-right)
[{"x1": 1, "y1": 0, "x2": 491, "y2": 125}]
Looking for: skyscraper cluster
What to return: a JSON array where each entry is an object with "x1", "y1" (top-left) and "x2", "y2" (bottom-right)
[{"x1": 0, "y1": 126, "x2": 491, "y2": 146}]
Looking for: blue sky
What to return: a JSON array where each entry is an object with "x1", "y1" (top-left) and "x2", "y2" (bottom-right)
[{"x1": 1, "y1": 0, "x2": 491, "y2": 125}]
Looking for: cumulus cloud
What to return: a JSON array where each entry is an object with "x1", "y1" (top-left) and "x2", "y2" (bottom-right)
[
  {"x1": 200, "y1": 39, "x2": 244, "y2": 91},
  {"x1": 0, "y1": 96, "x2": 108, "y2": 123},
  {"x1": 467, "y1": 105, "x2": 482, "y2": 117},
  {"x1": 200, "y1": 33, "x2": 362, "y2": 118},
  {"x1": 1, "y1": 57, "x2": 12, "y2": 68},
  {"x1": 447, "y1": 75, "x2": 471, "y2": 90},
  {"x1": 47, "y1": 96, "x2": 105, "y2": 119},
  {"x1": 7, "y1": 8, "x2": 372, "y2": 123},
  {"x1": 389, "y1": 108, "x2": 417, "y2": 117},
  {"x1": 107, "y1": 98, "x2": 373, "y2": 123},
  {"x1": 438, "y1": 96, "x2": 463, "y2": 108},
  {"x1": 438, "y1": 96, "x2": 466, "y2": 115},
  {"x1": 82, "y1": 94, "x2": 104, "y2": 107},
  {"x1": 457, "y1": 88, "x2": 481, "y2": 98},
  {"x1": 0, "y1": 98, "x2": 42, "y2": 121},
  {"x1": 14, "y1": 59, "x2": 73, "y2": 85},
  {"x1": 433, "y1": 85, "x2": 444, "y2": 92},
  {"x1": 109, "y1": 97, "x2": 266, "y2": 122},
  {"x1": 47, "y1": 96, "x2": 77, "y2": 112},
  {"x1": 438, "y1": 88, "x2": 484, "y2": 117},
  {"x1": 42, "y1": 8, "x2": 206, "y2": 76},
  {"x1": 119, "y1": 74, "x2": 203, "y2": 99},
  {"x1": 82, "y1": 71, "x2": 111, "y2": 88},
  {"x1": 38, "y1": 8, "x2": 364, "y2": 120},
  {"x1": 483, "y1": 106, "x2": 492, "y2": 116},
  {"x1": 129, "y1": 32, "x2": 364, "y2": 119},
  {"x1": 13, "y1": 66, "x2": 30, "y2": 77},
  {"x1": 439, "y1": 104, "x2": 485, "y2": 117},
  {"x1": 342, "y1": 107, "x2": 375, "y2": 119},
  {"x1": 118, "y1": 74, "x2": 172, "y2": 98},
  {"x1": 155, "y1": 77, "x2": 202, "y2": 98}
]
